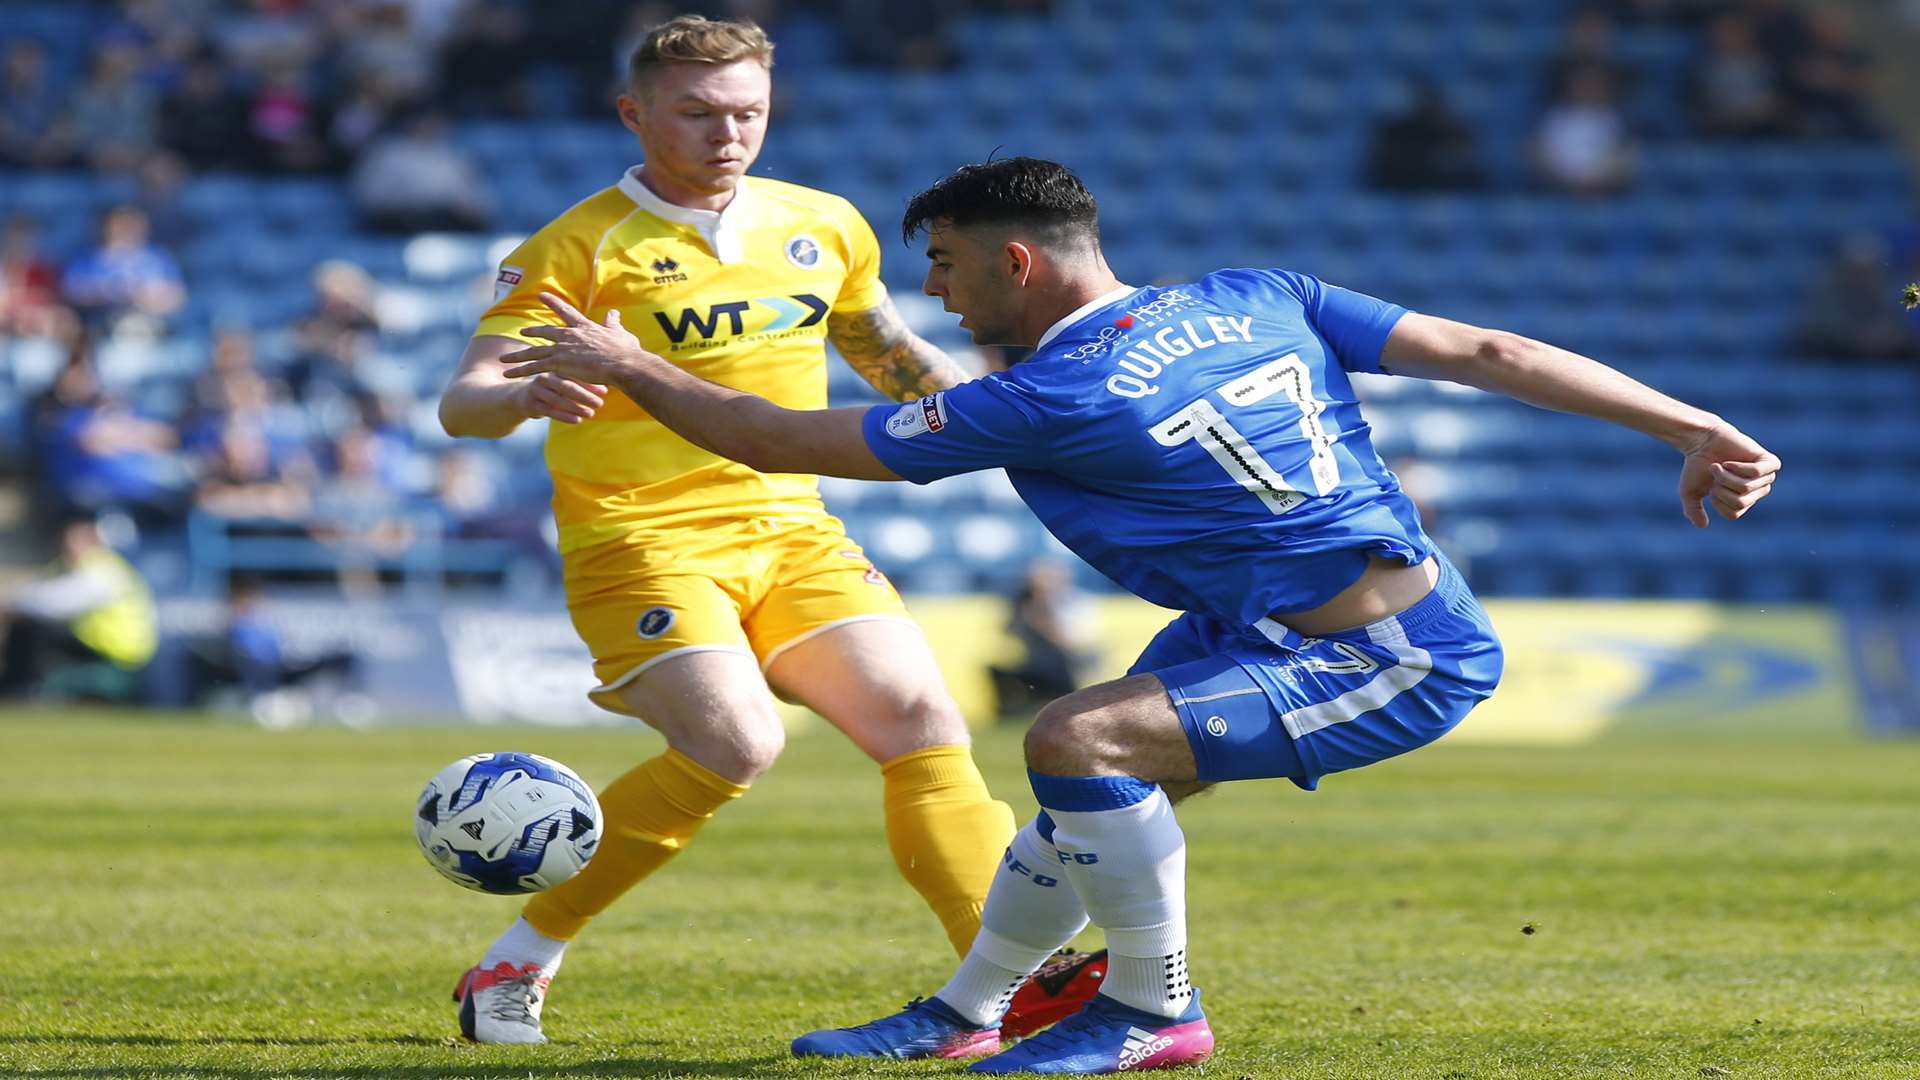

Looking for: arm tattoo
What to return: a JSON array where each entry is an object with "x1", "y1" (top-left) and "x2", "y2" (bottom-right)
[{"x1": 827, "y1": 298, "x2": 971, "y2": 401}]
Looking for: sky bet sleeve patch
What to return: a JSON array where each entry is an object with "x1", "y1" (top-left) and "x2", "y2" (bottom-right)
[{"x1": 885, "y1": 393, "x2": 948, "y2": 439}]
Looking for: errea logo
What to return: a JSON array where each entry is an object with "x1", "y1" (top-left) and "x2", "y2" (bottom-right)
[{"x1": 650, "y1": 256, "x2": 687, "y2": 285}]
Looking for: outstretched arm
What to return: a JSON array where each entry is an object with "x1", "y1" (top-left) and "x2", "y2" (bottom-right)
[
  {"x1": 500, "y1": 293, "x2": 899, "y2": 481},
  {"x1": 1381, "y1": 313, "x2": 1780, "y2": 527},
  {"x1": 827, "y1": 297, "x2": 971, "y2": 401},
  {"x1": 439, "y1": 335, "x2": 606, "y2": 439}
]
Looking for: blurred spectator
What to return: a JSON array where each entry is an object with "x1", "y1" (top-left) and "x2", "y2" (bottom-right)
[
  {"x1": 349, "y1": 111, "x2": 493, "y2": 233},
  {"x1": 60, "y1": 205, "x2": 187, "y2": 332},
  {"x1": 1546, "y1": 6, "x2": 1629, "y2": 100},
  {"x1": 213, "y1": 0, "x2": 323, "y2": 74},
  {"x1": 64, "y1": 42, "x2": 161, "y2": 173},
  {"x1": 438, "y1": 0, "x2": 538, "y2": 117},
  {"x1": 248, "y1": 61, "x2": 332, "y2": 173},
  {"x1": 286, "y1": 260, "x2": 384, "y2": 420},
  {"x1": 309, "y1": 424, "x2": 416, "y2": 594},
  {"x1": 183, "y1": 329, "x2": 318, "y2": 521},
  {"x1": 300, "y1": 259, "x2": 383, "y2": 342},
  {"x1": 192, "y1": 419, "x2": 316, "y2": 520},
  {"x1": 1742, "y1": 0, "x2": 1811, "y2": 74},
  {"x1": 159, "y1": 49, "x2": 251, "y2": 171},
  {"x1": 1364, "y1": 82, "x2": 1487, "y2": 193},
  {"x1": 1533, "y1": 65, "x2": 1636, "y2": 196},
  {"x1": 988, "y1": 559, "x2": 1095, "y2": 721},
  {"x1": 1597, "y1": 0, "x2": 1681, "y2": 26},
  {"x1": 327, "y1": 71, "x2": 410, "y2": 165},
  {"x1": 1788, "y1": 9, "x2": 1878, "y2": 141},
  {"x1": 0, "y1": 516, "x2": 157, "y2": 702},
  {"x1": 30, "y1": 348, "x2": 191, "y2": 525},
  {"x1": 338, "y1": 0, "x2": 441, "y2": 104},
  {"x1": 0, "y1": 38, "x2": 74, "y2": 168},
  {"x1": 830, "y1": 0, "x2": 961, "y2": 70},
  {"x1": 426, "y1": 447, "x2": 552, "y2": 573},
  {"x1": 0, "y1": 216, "x2": 81, "y2": 341},
  {"x1": 183, "y1": 576, "x2": 359, "y2": 709},
  {"x1": 1691, "y1": 13, "x2": 1787, "y2": 139},
  {"x1": 134, "y1": 151, "x2": 196, "y2": 249},
  {"x1": 1798, "y1": 235, "x2": 1920, "y2": 361}
]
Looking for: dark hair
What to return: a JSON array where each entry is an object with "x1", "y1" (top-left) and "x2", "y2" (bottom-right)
[{"x1": 902, "y1": 157, "x2": 1100, "y2": 250}]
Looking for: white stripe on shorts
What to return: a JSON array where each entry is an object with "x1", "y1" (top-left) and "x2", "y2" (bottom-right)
[
  {"x1": 1281, "y1": 616, "x2": 1435, "y2": 739},
  {"x1": 1170, "y1": 687, "x2": 1268, "y2": 706}
]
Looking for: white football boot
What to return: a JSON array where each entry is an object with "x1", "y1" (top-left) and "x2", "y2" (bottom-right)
[{"x1": 453, "y1": 961, "x2": 553, "y2": 1044}]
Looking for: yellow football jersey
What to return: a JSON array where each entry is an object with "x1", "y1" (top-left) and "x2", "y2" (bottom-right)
[{"x1": 475, "y1": 167, "x2": 889, "y2": 554}]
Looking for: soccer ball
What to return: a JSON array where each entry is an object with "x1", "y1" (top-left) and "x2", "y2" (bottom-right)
[{"x1": 414, "y1": 752, "x2": 602, "y2": 895}]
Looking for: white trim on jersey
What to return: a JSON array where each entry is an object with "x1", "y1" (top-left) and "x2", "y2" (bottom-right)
[
  {"x1": 1036, "y1": 284, "x2": 1137, "y2": 350},
  {"x1": 1279, "y1": 616, "x2": 1434, "y2": 739},
  {"x1": 617, "y1": 165, "x2": 749, "y2": 263}
]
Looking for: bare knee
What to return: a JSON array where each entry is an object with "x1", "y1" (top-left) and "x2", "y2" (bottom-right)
[
  {"x1": 691, "y1": 717, "x2": 786, "y2": 782},
  {"x1": 626, "y1": 691, "x2": 787, "y2": 783},
  {"x1": 1023, "y1": 675, "x2": 1197, "y2": 784},
  {"x1": 1024, "y1": 698, "x2": 1119, "y2": 776},
  {"x1": 844, "y1": 689, "x2": 971, "y2": 763},
  {"x1": 892, "y1": 692, "x2": 971, "y2": 753}
]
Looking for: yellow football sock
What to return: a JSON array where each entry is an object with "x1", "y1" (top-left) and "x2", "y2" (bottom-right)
[
  {"x1": 523, "y1": 748, "x2": 747, "y2": 941},
  {"x1": 882, "y1": 744, "x2": 1018, "y2": 957}
]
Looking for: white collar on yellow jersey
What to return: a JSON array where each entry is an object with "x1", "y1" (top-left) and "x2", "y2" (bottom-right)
[
  {"x1": 617, "y1": 165, "x2": 749, "y2": 265},
  {"x1": 1036, "y1": 284, "x2": 1137, "y2": 350}
]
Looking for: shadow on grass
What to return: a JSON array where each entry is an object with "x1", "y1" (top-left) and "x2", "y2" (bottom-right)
[
  {"x1": 14, "y1": 1062, "x2": 794, "y2": 1079},
  {"x1": 5, "y1": 1036, "x2": 794, "y2": 1078}
]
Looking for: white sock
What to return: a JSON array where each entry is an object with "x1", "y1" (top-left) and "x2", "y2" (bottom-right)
[
  {"x1": 481, "y1": 916, "x2": 567, "y2": 974},
  {"x1": 935, "y1": 816, "x2": 1090, "y2": 1026},
  {"x1": 1040, "y1": 780, "x2": 1191, "y2": 1019}
]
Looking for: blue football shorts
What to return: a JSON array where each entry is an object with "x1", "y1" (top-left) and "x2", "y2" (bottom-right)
[{"x1": 1130, "y1": 555, "x2": 1503, "y2": 789}]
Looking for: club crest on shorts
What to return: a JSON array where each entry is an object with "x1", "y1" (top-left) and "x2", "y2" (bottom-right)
[
  {"x1": 636, "y1": 607, "x2": 676, "y2": 639},
  {"x1": 785, "y1": 235, "x2": 821, "y2": 268}
]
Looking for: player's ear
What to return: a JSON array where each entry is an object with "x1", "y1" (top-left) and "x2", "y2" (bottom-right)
[
  {"x1": 615, "y1": 92, "x2": 647, "y2": 136},
  {"x1": 1006, "y1": 241, "x2": 1035, "y2": 288}
]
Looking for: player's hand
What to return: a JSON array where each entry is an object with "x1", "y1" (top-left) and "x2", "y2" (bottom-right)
[
  {"x1": 510, "y1": 371, "x2": 605, "y2": 425},
  {"x1": 1677, "y1": 422, "x2": 1780, "y2": 528},
  {"x1": 501, "y1": 292, "x2": 661, "y2": 388}
]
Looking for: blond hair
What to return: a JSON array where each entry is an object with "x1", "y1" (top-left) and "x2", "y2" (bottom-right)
[{"x1": 628, "y1": 14, "x2": 774, "y2": 91}]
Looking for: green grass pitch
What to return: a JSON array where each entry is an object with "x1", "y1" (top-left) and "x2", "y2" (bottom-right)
[{"x1": 4, "y1": 709, "x2": 1917, "y2": 1079}]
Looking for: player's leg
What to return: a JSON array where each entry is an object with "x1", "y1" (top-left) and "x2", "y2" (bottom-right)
[
  {"x1": 751, "y1": 525, "x2": 1016, "y2": 960},
  {"x1": 791, "y1": 615, "x2": 1219, "y2": 1061},
  {"x1": 459, "y1": 558, "x2": 774, "y2": 1043},
  {"x1": 771, "y1": 619, "x2": 1101, "y2": 1035},
  {"x1": 764, "y1": 619, "x2": 1018, "y2": 957},
  {"x1": 956, "y1": 659, "x2": 1244, "y2": 1073},
  {"x1": 975, "y1": 566, "x2": 1502, "y2": 1073},
  {"x1": 520, "y1": 649, "x2": 782, "y2": 939}
]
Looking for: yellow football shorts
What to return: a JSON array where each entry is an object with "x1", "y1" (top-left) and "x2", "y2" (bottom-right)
[{"x1": 564, "y1": 514, "x2": 913, "y2": 714}]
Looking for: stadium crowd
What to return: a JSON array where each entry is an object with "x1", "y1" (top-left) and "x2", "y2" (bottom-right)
[{"x1": 0, "y1": 0, "x2": 1915, "y2": 611}]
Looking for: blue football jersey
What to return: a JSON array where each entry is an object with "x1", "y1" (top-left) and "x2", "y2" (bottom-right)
[{"x1": 861, "y1": 270, "x2": 1435, "y2": 625}]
